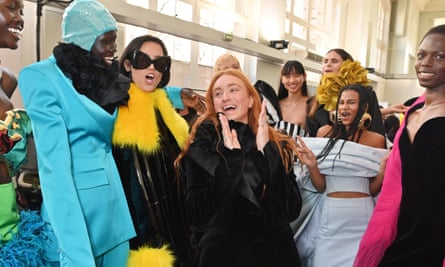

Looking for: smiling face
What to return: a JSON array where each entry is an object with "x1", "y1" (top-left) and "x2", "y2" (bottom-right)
[
  {"x1": 212, "y1": 73, "x2": 253, "y2": 124},
  {"x1": 337, "y1": 89, "x2": 360, "y2": 129},
  {"x1": 322, "y1": 50, "x2": 344, "y2": 74},
  {"x1": 281, "y1": 70, "x2": 306, "y2": 95},
  {"x1": 0, "y1": 0, "x2": 24, "y2": 49},
  {"x1": 415, "y1": 32, "x2": 445, "y2": 91},
  {"x1": 124, "y1": 41, "x2": 164, "y2": 92},
  {"x1": 90, "y1": 30, "x2": 117, "y2": 66}
]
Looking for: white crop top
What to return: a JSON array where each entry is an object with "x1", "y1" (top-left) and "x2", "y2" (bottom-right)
[{"x1": 325, "y1": 176, "x2": 370, "y2": 194}]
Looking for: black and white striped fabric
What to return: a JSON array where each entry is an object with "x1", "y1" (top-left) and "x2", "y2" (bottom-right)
[{"x1": 275, "y1": 120, "x2": 308, "y2": 138}]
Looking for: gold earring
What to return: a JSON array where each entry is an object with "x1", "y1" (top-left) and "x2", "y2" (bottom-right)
[
  {"x1": 358, "y1": 112, "x2": 372, "y2": 129},
  {"x1": 330, "y1": 111, "x2": 342, "y2": 125}
]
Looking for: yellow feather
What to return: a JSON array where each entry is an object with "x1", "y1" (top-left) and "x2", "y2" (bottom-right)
[
  {"x1": 127, "y1": 245, "x2": 175, "y2": 267},
  {"x1": 316, "y1": 60, "x2": 370, "y2": 112},
  {"x1": 113, "y1": 84, "x2": 189, "y2": 153}
]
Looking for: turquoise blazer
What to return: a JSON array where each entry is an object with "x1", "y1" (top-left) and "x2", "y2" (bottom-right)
[{"x1": 18, "y1": 56, "x2": 135, "y2": 266}]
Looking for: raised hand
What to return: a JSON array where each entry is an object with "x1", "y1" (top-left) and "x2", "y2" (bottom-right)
[
  {"x1": 181, "y1": 88, "x2": 206, "y2": 114},
  {"x1": 295, "y1": 136, "x2": 317, "y2": 169},
  {"x1": 256, "y1": 100, "x2": 269, "y2": 153},
  {"x1": 295, "y1": 136, "x2": 326, "y2": 192},
  {"x1": 218, "y1": 112, "x2": 240, "y2": 150}
]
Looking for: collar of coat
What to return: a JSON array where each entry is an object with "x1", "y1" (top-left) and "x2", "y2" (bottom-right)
[{"x1": 112, "y1": 83, "x2": 189, "y2": 153}]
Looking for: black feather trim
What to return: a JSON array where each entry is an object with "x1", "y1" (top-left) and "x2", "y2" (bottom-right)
[{"x1": 53, "y1": 43, "x2": 129, "y2": 114}]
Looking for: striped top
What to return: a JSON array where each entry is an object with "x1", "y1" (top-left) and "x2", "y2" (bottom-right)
[{"x1": 275, "y1": 120, "x2": 308, "y2": 138}]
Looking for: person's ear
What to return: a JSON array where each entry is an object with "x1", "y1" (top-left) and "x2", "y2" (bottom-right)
[{"x1": 123, "y1": 59, "x2": 132, "y2": 72}]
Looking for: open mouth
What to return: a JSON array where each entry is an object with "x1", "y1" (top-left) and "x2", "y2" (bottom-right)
[
  {"x1": 145, "y1": 73, "x2": 155, "y2": 81},
  {"x1": 417, "y1": 71, "x2": 434, "y2": 78},
  {"x1": 8, "y1": 27, "x2": 23, "y2": 40},
  {"x1": 103, "y1": 56, "x2": 116, "y2": 66},
  {"x1": 340, "y1": 112, "x2": 351, "y2": 121},
  {"x1": 223, "y1": 105, "x2": 236, "y2": 112}
]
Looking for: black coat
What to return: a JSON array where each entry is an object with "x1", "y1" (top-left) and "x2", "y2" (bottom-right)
[
  {"x1": 182, "y1": 120, "x2": 302, "y2": 267},
  {"x1": 113, "y1": 110, "x2": 195, "y2": 267}
]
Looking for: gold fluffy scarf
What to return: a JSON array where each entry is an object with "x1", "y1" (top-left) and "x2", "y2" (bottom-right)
[
  {"x1": 112, "y1": 83, "x2": 189, "y2": 153},
  {"x1": 127, "y1": 245, "x2": 175, "y2": 267},
  {"x1": 316, "y1": 60, "x2": 370, "y2": 111}
]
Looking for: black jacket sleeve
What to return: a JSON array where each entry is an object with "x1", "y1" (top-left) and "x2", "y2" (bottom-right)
[{"x1": 261, "y1": 141, "x2": 302, "y2": 225}]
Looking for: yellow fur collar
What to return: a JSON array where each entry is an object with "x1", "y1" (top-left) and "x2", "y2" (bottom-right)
[{"x1": 112, "y1": 83, "x2": 189, "y2": 153}]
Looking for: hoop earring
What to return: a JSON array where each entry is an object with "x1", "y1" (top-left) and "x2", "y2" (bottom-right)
[
  {"x1": 330, "y1": 111, "x2": 342, "y2": 125},
  {"x1": 358, "y1": 112, "x2": 372, "y2": 130}
]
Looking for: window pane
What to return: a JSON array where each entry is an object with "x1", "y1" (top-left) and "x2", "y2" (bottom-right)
[
  {"x1": 292, "y1": 22, "x2": 307, "y2": 39},
  {"x1": 160, "y1": 34, "x2": 191, "y2": 62},
  {"x1": 214, "y1": 12, "x2": 234, "y2": 32},
  {"x1": 198, "y1": 43, "x2": 212, "y2": 66},
  {"x1": 309, "y1": 29, "x2": 324, "y2": 47},
  {"x1": 123, "y1": 24, "x2": 149, "y2": 47},
  {"x1": 198, "y1": 43, "x2": 226, "y2": 67},
  {"x1": 235, "y1": 0, "x2": 247, "y2": 15},
  {"x1": 285, "y1": 18, "x2": 290, "y2": 34},
  {"x1": 200, "y1": 8, "x2": 214, "y2": 28},
  {"x1": 293, "y1": 0, "x2": 308, "y2": 20},
  {"x1": 177, "y1": 1, "x2": 193, "y2": 22},
  {"x1": 310, "y1": 0, "x2": 324, "y2": 28},
  {"x1": 158, "y1": 0, "x2": 175, "y2": 15},
  {"x1": 126, "y1": 0, "x2": 149, "y2": 9}
]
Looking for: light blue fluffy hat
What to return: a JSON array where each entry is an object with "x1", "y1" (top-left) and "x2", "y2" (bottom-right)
[{"x1": 62, "y1": 0, "x2": 117, "y2": 51}]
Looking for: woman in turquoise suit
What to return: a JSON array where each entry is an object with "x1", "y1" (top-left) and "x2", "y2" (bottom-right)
[{"x1": 18, "y1": 0, "x2": 135, "y2": 266}]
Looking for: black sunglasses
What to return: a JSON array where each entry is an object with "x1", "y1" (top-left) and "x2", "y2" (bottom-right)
[{"x1": 131, "y1": 50, "x2": 171, "y2": 72}]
